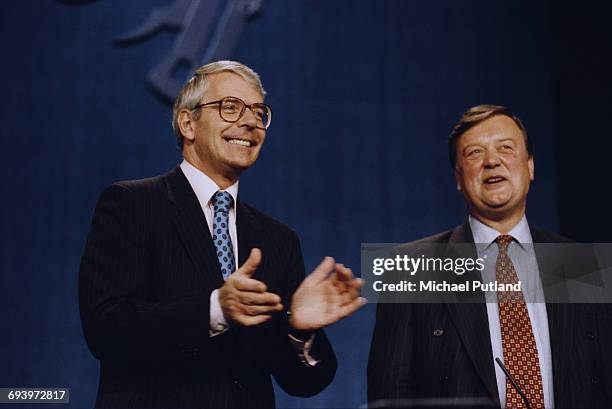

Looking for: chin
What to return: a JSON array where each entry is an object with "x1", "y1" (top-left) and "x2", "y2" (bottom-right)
[
  {"x1": 483, "y1": 201, "x2": 511, "y2": 211},
  {"x1": 225, "y1": 161, "x2": 253, "y2": 174},
  {"x1": 482, "y1": 193, "x2": 513, "y2": 207},
  {"x1": 227, "y1": 154, "x2": 259, "y2": 167}
]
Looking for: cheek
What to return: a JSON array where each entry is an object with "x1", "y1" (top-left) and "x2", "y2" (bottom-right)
[
  {"x1": 463, "y1": 168, "x2": 480, "y2": 185},
  {"x1": 208, "y1": 122, "x2": 232, "y2": 137}
]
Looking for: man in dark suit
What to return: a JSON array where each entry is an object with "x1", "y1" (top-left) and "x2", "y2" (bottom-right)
[
  {"x1": 368, "y1": 105, "x2": 610, "y2": 408},
  {"x1": 79, "y1": 60, "x2": 365, "y2": 409}
]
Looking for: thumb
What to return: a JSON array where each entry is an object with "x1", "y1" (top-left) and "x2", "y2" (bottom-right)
[{"x1": 236, "y1": 248, "x2": 262, "y2": 277}]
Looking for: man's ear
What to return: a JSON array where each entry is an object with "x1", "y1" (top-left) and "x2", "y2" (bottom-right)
[
  {"x1": 178, "y1": 109, "x2": 196, "y2": 142},
  {"x1": 454, "y1": 168, "x2": 463, "y2": 191},
  {"x1": 528, "y1": 155, "x2": 535, "y2": 181}
]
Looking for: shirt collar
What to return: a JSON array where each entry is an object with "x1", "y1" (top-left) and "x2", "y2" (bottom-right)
[
  {"x1": 180, "y1": 159, "x2": 239, "y2": 211},
  {"x1": 468, "y1": 214, "x2": 533, "y2": 248}
]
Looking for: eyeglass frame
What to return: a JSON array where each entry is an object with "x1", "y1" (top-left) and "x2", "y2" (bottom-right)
[{"x1": 192, "y1": 96, "x2": 273, "y2": 130}]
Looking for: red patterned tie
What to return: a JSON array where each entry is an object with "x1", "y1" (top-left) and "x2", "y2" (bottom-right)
[{"x1": 496, "y1": 235, "x2": 544, "y2": 409}]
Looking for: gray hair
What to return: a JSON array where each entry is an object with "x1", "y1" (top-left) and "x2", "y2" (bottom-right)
[{"x1": 172, "y1": 60, "x2": 266, "y2": 148}]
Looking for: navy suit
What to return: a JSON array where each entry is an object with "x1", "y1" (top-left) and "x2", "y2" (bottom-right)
[
  {"x1": 368, "y1": 222, "x2": 611, "y2": 408},
  {"x1": 79, "y1": 167, "x2": 337, "y2": 409}
]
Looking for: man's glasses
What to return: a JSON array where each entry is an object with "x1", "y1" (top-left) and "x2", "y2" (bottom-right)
[{"x1": 193, "y1": 96, "x2": 272, "y2": 130}]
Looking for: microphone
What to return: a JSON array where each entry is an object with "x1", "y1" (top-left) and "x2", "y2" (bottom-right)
[{"x1": 495, "y1": 357, "x2": 531, "y2": 409}]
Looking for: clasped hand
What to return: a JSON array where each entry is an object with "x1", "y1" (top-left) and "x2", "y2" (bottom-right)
[{"x1": 218, "y1": 248, "x2": 366, "y2": 330}]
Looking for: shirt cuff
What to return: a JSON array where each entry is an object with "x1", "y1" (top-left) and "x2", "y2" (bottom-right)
[
  {"x1": 209, "y1": 289, "x2": 229, "y2": 337},
  {"x1": 288, "y1": 333, "x2": 320, "y2": 367}
]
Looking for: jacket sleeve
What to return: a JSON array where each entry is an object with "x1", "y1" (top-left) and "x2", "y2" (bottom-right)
[
  {"x1": 270, "y1": 230, "x2": 338, "y2": 397},
  {"x1": 79, "y1": 183, "x2": 223, "y2": 365}
]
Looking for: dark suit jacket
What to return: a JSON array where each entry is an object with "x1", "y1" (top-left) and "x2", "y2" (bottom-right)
[
  {"x1": 367, "y1": 221, "x2": 611, "y2": 408},
  {"x1": 79, "y1": 167, "x2": 337, "y2": 409}
]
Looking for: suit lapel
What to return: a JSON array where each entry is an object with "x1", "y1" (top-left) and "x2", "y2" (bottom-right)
[
  {"x1": 236, "y1": 201, "x2": 264, "y2": 275},
  {"x1": 165, "y1": 166, "x2": 224, "y2": 290},
  {"x1": 530, "y1": 228, "x2": 572, "y2": 402},
  {"x1": 444, "y1": 221, "x2": 500, "y2": 405}
]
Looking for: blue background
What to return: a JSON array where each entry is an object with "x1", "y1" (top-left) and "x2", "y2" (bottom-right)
[{"x1": 1, "y1": 1, "x2": 611, "y2": 408}]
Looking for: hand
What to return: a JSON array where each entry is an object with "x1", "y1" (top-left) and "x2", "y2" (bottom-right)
[
  {"x1": 289, "y1": 257, "x2": 366, "y2": 331},
  {"x1": 218, "y1": 248, "x2": 284, "y2": 326}
]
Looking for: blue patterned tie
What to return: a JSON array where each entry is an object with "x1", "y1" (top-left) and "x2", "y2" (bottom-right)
[{"x1": 211, "y1": 191, "x2": 235, "y2": 280}]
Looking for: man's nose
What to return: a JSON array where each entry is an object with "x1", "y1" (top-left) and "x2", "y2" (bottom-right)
[
  {"x1": 483, "y1": 150, "x2": 501, "y2": 168},
  {"x1": 237, "y1": 107, "x2": 258, "y2": 129}
]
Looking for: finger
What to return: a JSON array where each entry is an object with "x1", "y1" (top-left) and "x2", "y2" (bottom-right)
[
  {"x1": 307, "y1": 256, "x2": 335, "y2": 283},
  {"x1": 329, "y1": 270, "x2": 357, "y2": 293},
  {"x1": 240, "y1": 291, "x2": 282, "y2": 306},
  {"x1": 235, "y1": 248, "x2": 262, "y2": 278},
  {"x1": 339, "y1": 290, "x2": 354, "y2": 307},
  {"x1": 338, "y1": 297, "x2": 367, "y2": 319},
  {"x1": 330, "y1": 273, "x2": 351, "y2": 296},
  {"x1": 242, "y1": 303, "x2": 284, "y2": 316},
  {"x1": 334, "y1": 263, "x2": 354, "y2": 281},
  {"x1": 339, "y1": 286, "x2": 360, "y2": 307},
  {"x1": 333, "y1": 274, "x2": 363, "y2": 291},
  {"x1": 347, "y1": 277, "x2": 365, "y2": 293},
  {"x1": 335, "y1": 281, "x2": 362, "y2": 306},
  {"x1": 233, "y1": 275, "x2": 267, "y2": 293},
  {"x1": 346, "y1": 278, "x2": 365, "y2": 299}
]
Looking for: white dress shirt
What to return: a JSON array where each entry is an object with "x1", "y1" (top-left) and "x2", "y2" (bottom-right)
[
  {"x1": 180, "y1": 160, "x2": 237, "y2": 336},
  {"x1": 469, "y1": 215, "x2": 554, "y2": 408},
  {"x1": 179, "y1": 160, "x2": 318, "y2": 366}
]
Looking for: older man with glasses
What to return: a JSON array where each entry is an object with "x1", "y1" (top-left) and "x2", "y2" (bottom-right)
[{"x1": 79, "y1": 60, "x2": 365, "y2": 409}]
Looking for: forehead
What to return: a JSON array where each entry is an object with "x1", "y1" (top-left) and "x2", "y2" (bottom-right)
[
  {"x1": 459, "y1": 115, "x2": 523, "y2": 146},
  {"x1": 204, "y1": 71, "x2": 263, "y2": 103}
]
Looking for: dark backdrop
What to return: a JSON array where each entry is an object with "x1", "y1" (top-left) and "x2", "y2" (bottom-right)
[{"x1": 1, "y1": 1, "x2": 610, "y2": 408}]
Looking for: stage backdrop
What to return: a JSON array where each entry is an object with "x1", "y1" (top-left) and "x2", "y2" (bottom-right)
[{"x1": 2, "y1": 1, "x2": 610, "y2": 408}]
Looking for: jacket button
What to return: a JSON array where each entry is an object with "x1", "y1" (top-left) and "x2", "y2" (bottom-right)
[
  {"x1": 433, "y1": 329, "x2": 444, "y2": 337},
  {"x1": 439, "y1": 375, "x2": 449, "y2": 383},
  {"x1": 591, "y1": 376, "x2": 600, "y2": 385},
  {"x1": 586, "y1": 331, "x2": 595, "y2": 341},
  {"x1": 233, "y1": 380, "x2": 243, "y2": 390}
]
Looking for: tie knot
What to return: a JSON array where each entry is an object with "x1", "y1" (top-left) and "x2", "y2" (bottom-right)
[
  {"x1": 495, "y1": 234, "x2": 513, "y2": 251},
  {"x1": 212, "y1": 191, "x2": 234, "y2": 214}
]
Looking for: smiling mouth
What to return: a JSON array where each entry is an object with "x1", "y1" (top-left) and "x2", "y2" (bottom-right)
[
  {"x1": 483, "y1": 176, "x2": 507, "y2": 184},
  {"x1": 224, "y1": 137, "x2": 254, "y2": 147}
]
